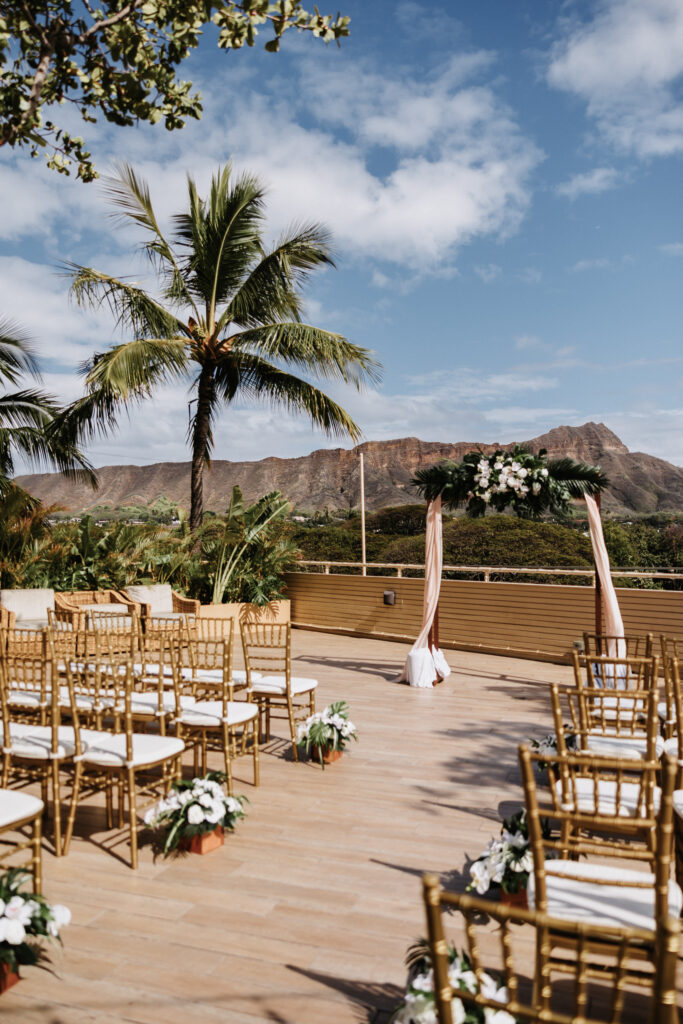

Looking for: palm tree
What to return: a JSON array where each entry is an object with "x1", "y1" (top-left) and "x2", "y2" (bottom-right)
[
  {"x1": 0, "y1": 318, "x2": 96, "y2": 500},
  {"x1": 67, "y1": 163, "x2": 381, "y2": 529}
]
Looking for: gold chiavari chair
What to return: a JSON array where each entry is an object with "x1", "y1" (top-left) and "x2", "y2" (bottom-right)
[
  {"x1": 583, "y1": 632, "x2": 654, "y2": 659},
  {"x1": 173, "y1": 618, "x2": 259, "y2": 793},
  {"x1": 569, "y1": 653, "x2": 663, "y2": 762},
  {"x1": 0, "y1": 788, "x2": 43, "y2": 892},
  {"x1": 0, "y1": 627, "x2": 51, "y2": 725},
  {"x1": 519, "y1": 744, "x2": 680, "y2": 989},
  {"x1": 421, "y1": 875, "x2": 680, "y2": 1024},
  {"x1": 0, "y1": 643, "x2": 76, "y2": 856},
  {"x1": 654, "y1": 657, "x2": 683, "y2": 887},
  {"x1": 60, "y1": 658, "x2": 184, "y2": 869},
  {"x1": 240, "y1": 621, "x2": 317, "y2": 761}
]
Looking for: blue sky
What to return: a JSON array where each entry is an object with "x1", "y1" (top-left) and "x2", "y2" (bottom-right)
[{"x1": 2, "y1": 0, "x2": 683, "y2": 468}]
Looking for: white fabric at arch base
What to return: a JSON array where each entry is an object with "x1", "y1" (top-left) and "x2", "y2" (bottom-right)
[
  {"x1": 398, "y1": 496, "x2": 452, "y2": 688},
  {"x1": 585, "y1": 493, "x2": 626, "y2": 661}
]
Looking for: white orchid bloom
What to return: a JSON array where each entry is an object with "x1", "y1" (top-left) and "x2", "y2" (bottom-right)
[
  {"x1": 186, "y1": 803, "x2": 205, "y2": 825},
  {"x1": 1, "y1": 917, "x2": 25, "y2": 945},
  {"x1": 5, "y1": 895, "x2": 33, "y2": 927},
  {"x1": 469, "y1": 859, "x2": 492, "y2": 894},
  {"x1": 411, "y1": 970, "x2": 434, "y2": 992}
]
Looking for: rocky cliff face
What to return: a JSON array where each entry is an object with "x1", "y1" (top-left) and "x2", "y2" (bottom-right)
[{"x1": 14, "y1": 422, "x2": 683, "y2": 515}]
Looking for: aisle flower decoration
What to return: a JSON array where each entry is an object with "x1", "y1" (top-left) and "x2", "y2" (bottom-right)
[
  {"x1": 144, "y1": 773, "x2": 246, "y2": 855},
  {"x1": 297, "y1": 700, "x2": 358, "y2": 766},
  {"x1": 528, "y1": 729, "x2": 577, "y2": 770},
  {"x1": 467, "y1": 810, "x2": 534, "y2": 897},
  {"x1": 0, "y1": 870, "x2": 71, "y2": 977},
  {"x1": 393, "y1": 941, "x2": 515, "y2": 1024}
]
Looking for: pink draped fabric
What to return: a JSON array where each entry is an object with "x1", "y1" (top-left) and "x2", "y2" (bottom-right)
[
  {"x1": 398, "y1": 497, "x2": 451, "y2": 687},
  {"x1": 585, "y1": 494, "x2": 626, "y2": 658}
]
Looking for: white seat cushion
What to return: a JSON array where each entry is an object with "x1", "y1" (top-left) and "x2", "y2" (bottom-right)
[
  {"x1": 528, "y1": 859, "x2": 682, "y2": 931},
  {"x1": 583, "y1": 733, "x2": 664, "y2": 760},
  {"x1": 673, "y1": 790, "x2": 683, "y2": 818},
  {"x1": 251, "y1": 675, "x2": 318, "y2": 696},
  {"x1": 0, "y1": 788, "x2": 44, "y2": 828},
  {"x1": 553, "y1": 777, "x2": 661, "y2": 817},
  {"x1": 658, "y1": 700, "x2": 669, "y2": 722},
  {"x1": 125, "y1": 584, "x2": 174, "y2": 615},
  {"x1": 0, "y1": 723, "x2": 76, "y2": 760},
  {"x1": 127, "y1": 692, "x2": 196, "y2": 715},
  {"x1": 80, "y1": 730, "x2": 184, "y2": 768},
  {"x1": 0, "y1": 588, "x2": 54, "y2": 622},
  {"x1": 664, "y1": 737, "x2": 680, "y2": 758},
  {"x1": 179, "y1": 700, "x2": 258, "y2": 728},
  {"x1": 8, "y1": 689, "x2": 46, "y2": 709},
  {"x1": 84, "y1": 603, "x2": 129, "y2": 615},
  {"x1": 13, "y1": 619, "x2": 49, "y2": 630}
]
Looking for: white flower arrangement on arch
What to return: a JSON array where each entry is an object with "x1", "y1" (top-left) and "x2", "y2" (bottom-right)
[
  {"x1": 0, "y1": 870, "x2": 70, "y2": 976},
  {"x1": 144, "y1": 773, "x2": 246, "y2": 855}
]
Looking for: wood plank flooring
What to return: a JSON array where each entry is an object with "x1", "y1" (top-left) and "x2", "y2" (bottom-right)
[{"x1": 0, "y1": 631, "x2": 662, "y2": 1022}]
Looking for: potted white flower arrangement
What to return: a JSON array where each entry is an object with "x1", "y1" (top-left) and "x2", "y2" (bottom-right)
[
  {"x1": 0, "y1": 870, "x2": 71, "y2": 995},
  {"x1": 392, "y1": 941, "x2": 514, "y2": 1024},
  {"x1": 528, "y1": 729, "x2": 577, "y2": 771},
  {"x1": 467, "y1": 810, "x2": 534, "y2": 908},
  {"x1": 144, "y1": 773, "x2": 246, "y2": 856},
  {"x1": 296, "y1": 701, "x2": 358, "y2": 766}
]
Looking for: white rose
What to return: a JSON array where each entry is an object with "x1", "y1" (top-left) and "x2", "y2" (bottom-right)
[
  {"x1": 541, "y1": 467, "x2": 548, "y2": 477},
  {"x1": 517, "y1": 467, "x2": 528, "y2": 478},
  {"x1": 199, "y1": 794, "x2": 213, "y2": 808},
  {"x1": 6, "y1": 895, "x2": 33, "y2": 927},
  {"x1": 226, "y1": 797, "x2": 242, "y2": 814},
  {"x1": 186, "y1": 803, "x2": 204, "y2": 825},
  {"x1": 493, "y1": 461, "x2": 503, "y2": 470},
  {"x1": 411, "y1": 970, "x2": 433, "y2": 993},
  {"x1": 51, "y1": 904, "x2": 71, "y2": 929},
  {"x1": 3, "y1": 918, "x2": 26, "y2": 945},
  {"x1": 469, "y1": 859, "x2": 491, "y2": 894}
]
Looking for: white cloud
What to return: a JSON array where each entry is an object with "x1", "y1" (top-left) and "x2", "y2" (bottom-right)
[
  {"x1": 483, "y1": 405, "x2": 578, "y2": 425},
  {"x1": 547, "y1": 0, "x2": 683, "y2": 157},
  {"x1": 556, "y1": 167, "x2": 620, "y2": 200},
  {"x1": 660, "y1": 242, "x2": 683, "y2": 256},
  {"x1": 515, "y1": 334, "x2": 543, "y2": 350},
  {"x1": 474, "y1": 263, "x2": 502, "y2": 283},
  {"x1": 517, "y1": 267, "x2": 542, "y2": 284},
  {"x1": 570, "y1": 257, "x2": 612, "y2": 273}
]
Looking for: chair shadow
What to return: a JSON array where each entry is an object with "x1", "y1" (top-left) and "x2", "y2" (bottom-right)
[{"x1": 286, "y1": 964, "x2": 403, "y2": 1023}]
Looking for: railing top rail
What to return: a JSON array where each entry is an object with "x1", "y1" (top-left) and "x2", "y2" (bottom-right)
[{"x1": 292, "y1": 560, "x2": 683, "y2": 581}]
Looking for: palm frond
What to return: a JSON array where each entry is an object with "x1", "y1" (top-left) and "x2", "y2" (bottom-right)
[
  {"x1": 67, "y1": 264, "x2": 188, "y2": 340},
  {"x1": 83, "y1": 337, "x2": 190, "y2": 398},
  {"x1": 0, "y1": 389, "x2": 57, "y2": 429},
  {"x1": 217, "y1": 353, "x2": 363, "y2": 442},
  {"x1": 231, "y1": 322, "x2": 381, "y2": 388},
  {"x1": 173, "y1": 165, "x2": 264, "y2": 314},
  {"x1": 546, "y1": 457, "x2": 609, "y2": 497},
  {"x1": 0, "y1": 319, "x2": 40, "y2": 384},
  {"x1": 221, "y1": 224, "x2": 335, "y2": 329},
  {"x1": 104, "y1": 163, "x2": 200, "y2": 318}
]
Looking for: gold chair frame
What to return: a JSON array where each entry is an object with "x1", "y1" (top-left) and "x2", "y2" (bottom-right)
[
  {"x1": 422, "y1": 875, "x2": 680, "y2": 1024},
  {"x1": 0, "y1": 791, "x2": 43, "y2": 892}
]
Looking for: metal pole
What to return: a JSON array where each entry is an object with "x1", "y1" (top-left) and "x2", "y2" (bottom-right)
[
  {"x1": 360, "y1": 451, "x2": 367, "y2": 576},
  {"x1": 594, "y1": 492, "x2": 603, "y2": 638}
]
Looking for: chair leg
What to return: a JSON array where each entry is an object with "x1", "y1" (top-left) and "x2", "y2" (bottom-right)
[
  {"x1": 51, "y1": 759, "x2": 62, "y2": 857},
  {"x1": 127, "y1": 768, "x2": 138, "y2": 870},
  {"x1": 62, "y1": 761, "x2": 82, "y2": 856},
  {"x1": 252, "y1": 718, "x2": 260, "y2": 787},
  {"x1": 222, "y1": 727, "x2": 234, "y2": 796},
  {"x1": 33, "y1": 812, "x2": 42, "y2": 893},
  {"x1": 287, "y1": 699, "x2": 298, "y2": 762},
  {"x1": 117, "y1": 778, "x2": 124, "y2": 829}
]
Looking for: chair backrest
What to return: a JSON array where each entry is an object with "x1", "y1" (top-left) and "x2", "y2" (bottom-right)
[
  {"x1": 89, "y1": 612, "x2": 141, "y2": 665},
  {"x1": 519, "y1": 743, "x2": 676, "y2": 924},
  {"x1": 59, "y1": 655, "x2": 133, "y2": 755},
  {"x1": 659, "y1": 640, "x2": 683, "y2": 743},
  {"x1": 0, "y1": 636, "x2": 61, "y2": 751},
  {"x1": 582, "y1": 632, "x2": 653, "y2": 659},
  {"x1": 141, "y1": 616, "x2": 185, "y2": 675},
  {"x1": 187, "y1": 617, "x2": 234, "y2": 675},
  {"x1": 421, "y1": 875, "x2": 680, "y2": 1024},
  {"x1": 573, "y1": 651, "x2": 658, "y2": 692},
  {"x1": 240, "y1": 621, "x2": 290, "y2": 686},
  {"x1": 0, "y1": 588, "x2": 54, "y2": 622},
  {"x1": 125, "y1": 584, "x2": 174, "y2": 615}
]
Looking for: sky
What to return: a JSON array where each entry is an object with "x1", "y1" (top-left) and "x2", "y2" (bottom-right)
[{"x1": 2, "y1": 0, "x2": 683, "y2": 470}]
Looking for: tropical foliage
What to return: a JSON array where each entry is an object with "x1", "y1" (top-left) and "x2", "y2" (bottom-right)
[
  {"x1": 413, "y1": 446, "x2": 607, "y2": 518},
  {"x1": 0, "y1": 319, "x2": 95, "y2": 501},
  {"x1": 67, "y1": 163, "x2": 380, "y2": 529},
  {"x1": 0, "y1": 1, "x2": 350, "y2": 179},
  {"x1": 144, "y1": 773, "x2": 246, "y2": 855},
  {"x1": 0, "y1": 870, "x2": 70, "y2": 973}
]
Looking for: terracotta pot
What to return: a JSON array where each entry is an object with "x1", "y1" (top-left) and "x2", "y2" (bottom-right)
[
  {"x1": 179, "y1": 826, "x2": 224, "y2": 855},
  {"x1": 310, "y1": 744, "x2": 343, "y2": 765},
  {"x1": 500, "y1": 887, "x2": 528, "y2": 909},
  {"x1": 0, "y1": 962, "x2": 19, "y2": 995}
]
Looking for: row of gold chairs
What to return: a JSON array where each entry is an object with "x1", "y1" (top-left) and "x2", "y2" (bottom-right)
[
  {"x1": 421, "y1": 635, "x2": 683, "y2": 1023},
  {"x1": 0, "y1": 614, "x2": 316, "y2": 869}
]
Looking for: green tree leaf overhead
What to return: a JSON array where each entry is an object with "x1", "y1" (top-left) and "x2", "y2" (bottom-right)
[
  {"x1": 0, "y1": 1, "x2": 350, "y2": 181},
  {"x1": 68, "y1": 162, "x2": 381, "y2": 530}
]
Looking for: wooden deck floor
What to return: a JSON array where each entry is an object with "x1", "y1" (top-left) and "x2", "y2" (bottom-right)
[{"x1": 0, "y1": 632, "x2": 641, "y2": 1023}]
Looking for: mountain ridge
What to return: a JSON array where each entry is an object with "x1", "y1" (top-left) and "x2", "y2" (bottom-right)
[{"x1": 15, "y1": 422, "x2": 683, "y2": 516}]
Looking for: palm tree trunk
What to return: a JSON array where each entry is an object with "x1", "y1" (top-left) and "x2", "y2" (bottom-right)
[{"x1": 190, "y1": 366, "x2": 215, "y2": 531}]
